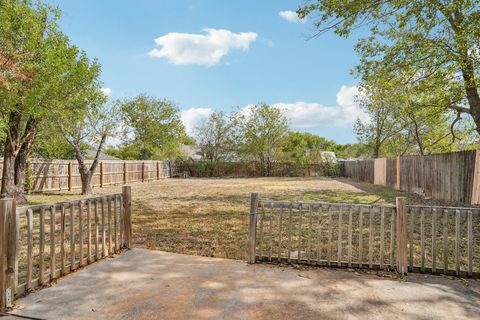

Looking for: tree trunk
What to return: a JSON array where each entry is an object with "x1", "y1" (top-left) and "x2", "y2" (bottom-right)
[
  {"x1": 71, "y1": 133, "x2": 107, "y2": 195},
  {"x1": 14, "y1": 131, "x2": 36, "y2": 195},
  {"x1": 1, "y1": 112, "x2": 23, "y2": 202},
  {"x1": 459, "y1": 53, "x2": 480, "y2": 134},
  {"x1": 79, "y1": 169, "x2": 94, "y2": 195}
]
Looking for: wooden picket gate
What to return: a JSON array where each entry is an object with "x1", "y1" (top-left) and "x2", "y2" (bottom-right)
[
  {"x1": 0, "y1": 186, "x2": 133, "y2": 310},
  {"x1": 247, "y1": 194, "x2": 480, "y2": 278}
]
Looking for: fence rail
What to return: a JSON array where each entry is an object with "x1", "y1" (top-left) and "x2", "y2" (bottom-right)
[
  {"x1": 247, "y1": 194, "x2": 480, "y2": 278},
  {"x1": 0, "y1": 186, "x2": 133, "y2": 310}
]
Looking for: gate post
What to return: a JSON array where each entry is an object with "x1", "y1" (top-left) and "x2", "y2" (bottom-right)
[
  {"x1": 248, "y1": 193, "x2": 259, "y2": 264},
  {"x1": 0, "y1": 198, "x2": 17, "y2": 310},
  {"x1": 122, "y1": 186, "x2": 132, "y2": 249},
  {"x1": 396, "y1": 197, "x2": 408, "y2": 275}
]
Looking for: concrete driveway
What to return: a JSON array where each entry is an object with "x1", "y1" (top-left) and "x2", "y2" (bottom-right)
[{"x1": 6, "y1": 249, "x2": 480, "y2": 320}]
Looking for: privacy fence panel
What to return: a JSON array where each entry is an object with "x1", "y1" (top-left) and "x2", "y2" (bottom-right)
[
  {"x1": 22, "y1": 160, "x2": 173, "y2": 192},
  {"x1": 0, "y1": 187, "x2": 133, "y2": 310},
  {"x1": 343, "y1": 159, "x2": 375, "y2": 183},
  {"x1": 343, "y1": 150, "x2": 480, "y2": 204},
  {"x1": 248, "y1": 196, "x2": 480, "y2": 278}
]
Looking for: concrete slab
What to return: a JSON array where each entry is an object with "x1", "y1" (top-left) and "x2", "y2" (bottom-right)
[{"x1": 7, "y1": 249, "x2": 480, "y2": 320}]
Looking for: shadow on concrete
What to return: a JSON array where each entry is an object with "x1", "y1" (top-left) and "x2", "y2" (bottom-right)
[{"x1": 10, "y1": 249, "x2": 480, "y2": 320}]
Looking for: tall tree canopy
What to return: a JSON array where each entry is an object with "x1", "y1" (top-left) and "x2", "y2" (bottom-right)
[
  {"x1": 194, "y1": 111, "x2": 232, "y2": 163},
  {"x1": 117, "y1": 94, "x2": 186, "y2": 160},
  {"x1": 231, "y1": 104, "x2": 289, "y2": 176},
  {"x1": 298, "y1": 0, "x2": 480, "y2": 137},
  {"x1": 0, "y1": 0, "x2": 102, "y2": 202}
]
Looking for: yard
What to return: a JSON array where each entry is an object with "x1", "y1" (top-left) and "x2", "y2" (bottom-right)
[{"x1": 26, "y1": 177, "x2": 449, "y2": 262}]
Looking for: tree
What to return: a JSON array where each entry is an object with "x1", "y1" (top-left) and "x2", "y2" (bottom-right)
[
  {"x1": 194, "y1": 111, "x2": 232, "y2": 164},
  {"x1": 56, "y1": 96, "x2": 115, "y2": 195},
  {"x1": 0, "y1": 0, "x2": 102, "y2": 202},
  {"x1": 298, "y1": 1, "x2": 480, "y2": 136},
  {"x1": 281, "y1": 132, "x2": 338, "y2": 164},
  {"x1": 231, "y1": 104, "x2": 289, "y2": 176},
  {"x1": 117, "y1": 94, "x2": 186, "y2": 160},
  {"x1": 32, "y1": 124, "x2": 75, "y2": 159},
  {"x1": 354, "y1": 88, "x2": 406, "y2": 158}
]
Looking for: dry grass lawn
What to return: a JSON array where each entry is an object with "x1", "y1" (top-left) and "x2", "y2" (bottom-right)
[{"x1": 26, "y1": 177, "x2": 448, "y2": 262}]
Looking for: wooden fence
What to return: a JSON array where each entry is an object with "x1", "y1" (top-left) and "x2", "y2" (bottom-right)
[
  {"x1": 178, "y1": 161, "x2": 341, "y2": 178},
  {"x1": 247, "y1": 194, "x2": 480, "y2": 278},
  {"x1": 0, "y1": 186, "x2": 132, "y2": 310},
  {"x1": 20, "y1": 160, "x2": 172, "y2": 192},
  {"x1": 342, "y1": 150, "x2": 480, "y2": 204}
]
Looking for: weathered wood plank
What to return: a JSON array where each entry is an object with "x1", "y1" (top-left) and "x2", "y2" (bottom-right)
[
  {"x1": 348, "y1": 207, "x2": 353, "y2": 267},
  {"x1": 26, "y1": 209, "x2": 33, "y2": 290},
  {"x1": 420, "y1": 208, "x2": 425, "y2": 272},
  {"x1": 368, "y1": 206, "x2": 374, "y2": 268},
  {"x1": 39, "y1": 207, "x2": 45, "y2": 285},
  {"x1": 87, "y1": 200, "x2": 91, "y2": 264},
  {"x1": 380, "y1": 206, "x2": 385, "y2": 268},
  {"x1": 268, "y1": 203, "x2": 273, "y2": 262},
  {"x1": 94, "y1": 200, "x2": 99, "y2": 260},
  {"x1": 114, "y1": 196, "x2": 118, "y2": 251},
  {"x1": 307, "y1": 204, "x2": 312, "y2": 263},
  {"x1": 443, "y1": 209, "x2": 449, "y2": 273},
  {"x1": 101, "y1": 197, "x2": 106, "y2": 257},
  {"x1": 327, "y1": 205, "x2": 332, "y2": 266},
  {"x1": 50, "y1": 205, "x2": 56, "y2": 280},
  {"x1": 258, "y1": 203, "x2": 265, "y2": 260},
  {"x1": 70, "y1": 203, "x2": 75, "y2": 271},
  {"x1": 432, "y1": 208, "x2": 437, "y2": 273},
  {"x1": 316, "y1": 206, "x2": 323, "y2": 265},
  {"x1": 287, "y1": 203, "x2": 293, "y2": 263},
  {"x1": 297, "y1": 203, "x2": 303, "y2": 263},
  {"x1": 338, "y1": 206, "x2": 343, "y2": 265},
  {"x1": 455, "y1": 210, "x2": 460, "y2": 275},
  {"x1": 79, "y1": 201, "x2": 84, "y2": 266},
  {"x1": 60, "y1": 204, "x2": 66, "y2": 275},
  {"x1": 396, "y1": 197, "x2": 408, "y2": 275},
  {"x1": 359, "y1": 207, "x2": 364, "y2": 266},
  {"x1": 467, "y1": 210, "x2": 473, "y2": 276},
  {"x1": 409, "y1": 207, "x2": 414, "y2": 270},
  {"x1": 0, "y1": 198, "x2": 17, "y2": 309},
  {"x1": 277, "y1": 204, "x2": 283, "y2": 261},
  {"x1": 247, "y1": 193, "x2": 259, "y2": 264},
  {"x1": 108, "y1": 197, "x2": 112, "y2": 255},
  {"x1": 390, "y1": 208, "x2": 395, "y2": 266}
]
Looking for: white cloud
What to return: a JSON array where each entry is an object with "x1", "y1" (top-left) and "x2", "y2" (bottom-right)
[
  {"x1": 271, "y1": 85, "x2": 366, "y2": 128},
  {"x1": 279, "y1": 10, "x2": 306, "y2": 23},
  {"x1": 148, "y1": 28, "x2": 258, "y2": 66},
  {"x1": 100, "y1": 87, "x2": 112, "y2": 96},
  {"x1": 181, "y1": 107, "x2": 213, "y2": 135}
]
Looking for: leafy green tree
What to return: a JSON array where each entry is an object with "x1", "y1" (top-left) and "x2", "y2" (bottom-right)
[
  {"x1": 281, "y1": 132, "x2": 338, "y2": 164},
  {"x1": 298, "y1": 0, "x2": 480, "y2": 136},
  {"x1": 0, "y1": 0, "x2": 102, "y2": 202},
  {"x1": 194, "y1": 111, "x2": 232, "y2": 164},
  {"x1": 117, "y1": 94, "x2": 186, "y2": 160},
  {"x1": 231, "y1": 104, "x2": 289, "y2": 176},
  {"x1": 354, "y1": 87, "x2": 406, "y2": 158},
  {"x1": 32, "y1": 125, "x2": 75, "y2": 159}
]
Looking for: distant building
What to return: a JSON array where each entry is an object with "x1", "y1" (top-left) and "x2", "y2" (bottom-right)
[
  {"x1": 84, "y1": 149, "x2": 121, "y2": 160},
  {"x1": 180, "y1": 144, "x2": 203, "y2": 161}
]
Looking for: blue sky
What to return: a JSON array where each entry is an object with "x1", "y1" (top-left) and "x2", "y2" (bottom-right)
[{"x1": 48, "y1": 0, "x2": 364, "y2": 144}]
